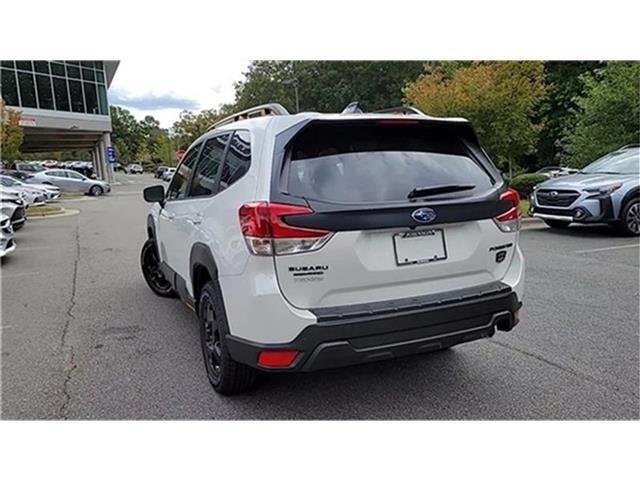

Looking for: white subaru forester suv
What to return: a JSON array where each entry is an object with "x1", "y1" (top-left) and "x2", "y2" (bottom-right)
[{"x1": 141, "y1": 103, "x2": 525, "y2": 395}]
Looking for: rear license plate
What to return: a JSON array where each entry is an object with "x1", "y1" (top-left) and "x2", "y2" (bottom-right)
[{"x1": 393, "y1": 229, "x2": 447, "y2": 266}]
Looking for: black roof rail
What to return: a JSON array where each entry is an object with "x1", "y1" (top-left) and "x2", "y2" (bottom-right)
[
  {"x1": 373, "y1": 106, "x2": 427, "y2": 116},
  {"x1": 207, "y1": 103, "x2": 289, "y2": 131},
  {"x1": 618, "y1": 143, "x2": 639, "y2": 150}
]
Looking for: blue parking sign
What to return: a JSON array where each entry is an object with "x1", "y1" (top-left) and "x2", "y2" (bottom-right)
[{"x1": 107, "y1": 146, "x2": 117, "y2": 163}]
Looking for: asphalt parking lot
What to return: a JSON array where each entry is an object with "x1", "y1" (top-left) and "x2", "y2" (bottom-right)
[{"x1": 1, "y1": 173, "x2": 638, "y2": 420}]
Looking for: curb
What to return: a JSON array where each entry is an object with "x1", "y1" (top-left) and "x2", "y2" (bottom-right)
[{"x1": 27, "y1": 208, "x2": 80, "y2": 220}]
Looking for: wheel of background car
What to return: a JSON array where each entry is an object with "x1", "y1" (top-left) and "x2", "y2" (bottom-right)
[
  {"x1": 619, "y1": 199, "x2": 640, "y2": 236},
  {"x1": 198, "y1": 280, "x2": 256, "y2": 395},
  {"x1": 90, "y1": 185, "x2": 103, "y2": 196},
  {"x1": 12, "y1": 222, "x2": 24, "y2": 231},
  {"x1": 543, "y1": 219, "x2": 571, "y2": 229},
  {"x1": 140, "y1": 240, "x2": 177, "y2": 297}
]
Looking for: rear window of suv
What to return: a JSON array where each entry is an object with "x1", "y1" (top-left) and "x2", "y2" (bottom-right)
[{"x1": 285, "y1": 122, "x2": 494, "y2": 204}]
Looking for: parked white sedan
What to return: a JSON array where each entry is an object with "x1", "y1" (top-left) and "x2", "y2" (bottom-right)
[{"x1": 0, "y1": 175, "x2": 60, "y2": 202}]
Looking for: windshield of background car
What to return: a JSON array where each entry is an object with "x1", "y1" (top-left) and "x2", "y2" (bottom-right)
[
  {"x1": 286, "y1": 122, "x2": 494, "y2": 204},
  {"x1": 582, "y1": 147, "x2": 640, "y2": 174}
]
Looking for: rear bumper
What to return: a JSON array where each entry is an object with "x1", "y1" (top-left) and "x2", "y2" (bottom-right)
[{"x1": 226, "y1": 282, "x2": 521, "y2": 372}]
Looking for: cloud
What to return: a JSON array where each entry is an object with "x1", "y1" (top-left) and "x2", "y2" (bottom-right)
[{"x1": 109, "y1": 89, "x2": 200, "y2": 111}]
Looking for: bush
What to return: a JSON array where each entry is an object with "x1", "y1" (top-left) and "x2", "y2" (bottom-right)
[{"x1": 510, "y1": 173, "x2": 547, "y2": 197}]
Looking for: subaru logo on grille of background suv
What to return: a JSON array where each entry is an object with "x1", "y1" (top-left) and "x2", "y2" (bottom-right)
[
  {"x1": 411, "y1": 207, "x2": 437, "y2": 224},
  {"x1": 549, "y1": 191, "x2": 559, "y2": 198}
]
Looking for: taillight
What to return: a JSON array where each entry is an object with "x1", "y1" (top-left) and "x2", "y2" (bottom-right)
[
  {"x1": 238, "y1": 202, "x2": 333, "y2": 256},
  {"x1": 494, "y1": 188, "x2": 521, "y2": 232}
]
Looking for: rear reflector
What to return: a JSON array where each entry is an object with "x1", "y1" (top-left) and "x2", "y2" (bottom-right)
[
  {"x1": 494, "y1": 188, "x2": 521, "y2": 232},
  {"x1": 257, "y1": 350, "x2": 299, "y2": 368},
  {"x1": 239, "y1": 202, "x2": 332, "y2": 256}
]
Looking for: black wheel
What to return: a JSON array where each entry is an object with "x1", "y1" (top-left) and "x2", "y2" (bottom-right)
[
  {"x1": 199, "y1": 281, "x2": 256, "y2": 395},
  {"x1": 618, "y1": 199, "x2": 640, "y2": 236},
  {"x1": 140, "y1": 239, "x2": 176, "y2": 297},
  {"x1": 89, "y1": 185, "x2": 103, "y2": 196},
  {"x1": 12, "y1": 222, "x2": 24, "y2": 231},
  {"x1": 543, "y1": 219, "x2": 571, "y2": 229}
]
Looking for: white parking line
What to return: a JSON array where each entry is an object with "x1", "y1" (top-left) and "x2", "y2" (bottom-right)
[{"x1": 575, "y1": 244, "x2": 640, "y2": 254}]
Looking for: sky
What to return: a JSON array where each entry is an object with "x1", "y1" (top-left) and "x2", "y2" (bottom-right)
[{"x1": 107, "y1": 58, "x2": 250, "y2": 128}]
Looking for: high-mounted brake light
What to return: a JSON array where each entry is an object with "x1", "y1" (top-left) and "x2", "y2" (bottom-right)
[
  {"x1": 494, "y1": 188, "x2": 521, "y2": 233},
  {"x1": 238, "y1": 202, "x2": 333, "y2": 256}
]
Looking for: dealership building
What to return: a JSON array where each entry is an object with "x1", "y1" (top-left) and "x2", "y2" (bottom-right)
[{"x1": 1, "y1": 60, "x2": 119, "y2": 182}]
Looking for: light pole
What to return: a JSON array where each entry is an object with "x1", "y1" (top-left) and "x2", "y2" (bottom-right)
[{"x1": 282, "y1": 79, "x2": 299, "y2": 113}]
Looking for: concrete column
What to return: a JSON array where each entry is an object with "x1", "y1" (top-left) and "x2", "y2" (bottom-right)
[
  {"x1": 97, "y1": 136, "x2": 106, "y2": 180},
  {"x1": 92, "y1": 146, "x2": 99, "y2": 178}
]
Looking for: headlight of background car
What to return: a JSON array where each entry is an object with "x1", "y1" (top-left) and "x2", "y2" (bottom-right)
[{"x1": 584, "y1": 183, "x2": 623, "y2": 195}]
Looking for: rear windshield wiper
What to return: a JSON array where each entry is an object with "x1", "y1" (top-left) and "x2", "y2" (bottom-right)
[{"x1": 408, "y1": 184, "x2": 475, "y2": 199}]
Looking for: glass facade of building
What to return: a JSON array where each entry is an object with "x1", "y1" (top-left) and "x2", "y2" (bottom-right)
[{"x1": 1, "y1": 61, "x2": 109, "y2": 116}]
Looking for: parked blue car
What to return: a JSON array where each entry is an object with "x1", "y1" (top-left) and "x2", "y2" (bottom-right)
[{"x1": 530, "y1": 145, "x2": 640, "y2": 235}]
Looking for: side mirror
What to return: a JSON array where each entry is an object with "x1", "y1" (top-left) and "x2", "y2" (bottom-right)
[{"x1": 143, "y1": 185, "x2": 165, "y2": 206}]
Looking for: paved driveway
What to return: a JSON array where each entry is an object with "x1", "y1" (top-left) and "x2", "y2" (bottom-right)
[{"x1": 2, "y1": 174, "x2": 638, "y2": 419}]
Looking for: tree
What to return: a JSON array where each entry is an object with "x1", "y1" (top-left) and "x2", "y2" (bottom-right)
[
  {"x1": 172, "y1": 108, "x2": 223, "y2": 149},
  {"x1": 232, "y1": 61, "x2": 425, "y2": 114},
  {"x1": 154, "y1": 134, "x2": 177, "y2": 166},
  {"x1": 534, "y1": 61, "x2": 601, "y2": 167},
  {"x1": 562, "y1": 62, "x2": 640, "y2": 168},
  {"x1": 404, "y1": 61, "x2": 546, "y2": 177},
  {"x1": 110, "y1": 106, "x2": 145, "y2": 163},
  {"x1": 1, "y1": 99, "x2": 24, "y2": 167}
]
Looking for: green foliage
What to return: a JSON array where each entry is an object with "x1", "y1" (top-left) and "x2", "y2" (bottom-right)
[
  {"x1": 509, "y1": 173, "x2": 547, "y2": 197},
  {"x1": 172, "y1": 109, "x2": 223, "y2": 150},
  {"x1": 562, "y1": 62, "x2": 640, "y2": 168},
  {"x1": 110, "y1": 107, "x2": 175, "y2": 165},
  {"x1": 232, "y1": 61, "x2": 425, "y2": 114},
  {"x1": 404, "y1": 62, "x2": 547, "y2": 177},
  {"x1": 534, "y1": 61, "x2": 602, "y2": 167},
  {"x1": 1, "y1": 99, "x2": 24, "y2": 167},
  {"x1": 110, "y1": 106, "x2": 145, "y2": 163}
]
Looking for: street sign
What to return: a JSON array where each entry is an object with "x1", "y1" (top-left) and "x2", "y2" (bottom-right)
[{"x1": 106, "y1": 146, "x2": 117, "y2": 164}]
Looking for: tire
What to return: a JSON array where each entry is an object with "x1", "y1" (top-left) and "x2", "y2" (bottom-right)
[
  {"x1": 89, "y1": 185, "x2": 103, "y2": 196},
  {"x1": 140, "y1": 239, "x2": 177, "y2": 297},
  {"x1": 618, "y1": 198, "x2": 640, "y2": 236},
  {"x1": 198, "y1": 280, "x2": 256, "y2": 395},
  {"x1": 543, "y1": 219, "x2": 571, "y2": 229},
  {"x1": 12, "y1": 222, "x2": 24, "y2": 231}
]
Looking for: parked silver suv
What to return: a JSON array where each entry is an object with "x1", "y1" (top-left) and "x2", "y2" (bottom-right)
[
  {"x1": 141, "y1": 103, "x2": 525, "y2": 395},
  {"x1": 530, "y1": 145, "x2": 640, "y2": 235}
]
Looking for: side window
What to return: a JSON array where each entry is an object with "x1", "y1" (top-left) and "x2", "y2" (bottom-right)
[
  {"x1": 166, "y1": 142, "x2": 202, "y2": 200},
  {"x1": 219, "y1": 130, "x2": 251, "y2": 192},
  {"x1": 67, "y1": 171, "x2": 83, "y2": 180},
  {"x1": 189, "y1": 134, "x2": 230, "y2": 198}
]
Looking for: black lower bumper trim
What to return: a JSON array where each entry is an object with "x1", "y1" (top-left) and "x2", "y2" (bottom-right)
[{"x1": 226, "y1": 284, "x2": 521, "y2": 372}]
